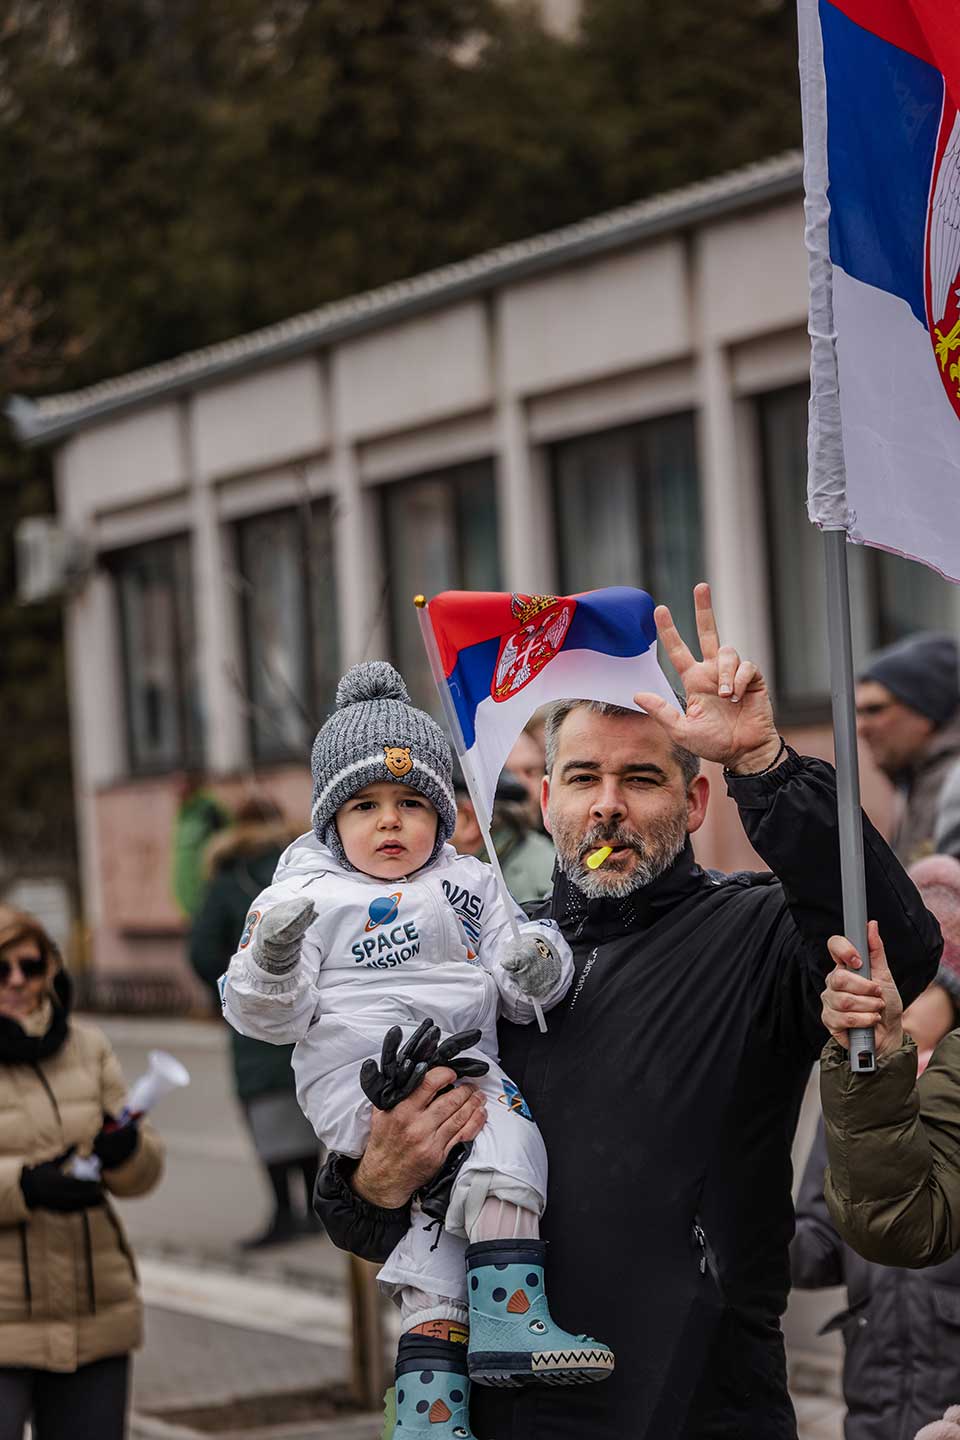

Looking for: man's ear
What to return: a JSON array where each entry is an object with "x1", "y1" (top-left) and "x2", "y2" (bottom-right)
[
  {"x1": 540, "y1": 775, "x2": 552, "y2": 836},
  {"x1": 686, "y1": 774, "x2": 710, "y2": 835}
]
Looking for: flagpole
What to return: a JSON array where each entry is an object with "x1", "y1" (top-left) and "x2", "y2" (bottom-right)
[
  {"x1": 414, "y1": 595, "x2": 548, "y2": 1034},
  {"x1": 823, "y1": 528, "x2": 875, "y2": 1072},
  {"x1": 798, "y1": 0, "x2": 875, "y2": 1072}
]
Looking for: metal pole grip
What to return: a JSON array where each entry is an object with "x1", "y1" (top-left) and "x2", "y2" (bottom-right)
[{"x1": 823, "y1": 528, "x2": 875, "y2": 1073}]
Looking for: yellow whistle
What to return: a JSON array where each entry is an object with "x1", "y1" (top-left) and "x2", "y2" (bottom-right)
[{"x1": 586, "y1": 846, "x2": 613, "y2": 870}]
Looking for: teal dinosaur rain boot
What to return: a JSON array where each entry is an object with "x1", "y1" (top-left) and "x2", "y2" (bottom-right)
[
  {"x1": 466, "y1": 1238, "x2": 615, "y2": 1388},
  {"x1": 394, "y1": 1335, "x2": 479, "y2": 1437}
]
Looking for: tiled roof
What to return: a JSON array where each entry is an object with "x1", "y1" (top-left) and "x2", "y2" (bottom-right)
[{"x1": 8, "y1": 150, "x2": 803, "y2": 446}]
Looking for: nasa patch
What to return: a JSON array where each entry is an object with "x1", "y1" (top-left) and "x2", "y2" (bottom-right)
[{"x1": 498, "y1": 1078, "x2": 534, "y2": 1122}]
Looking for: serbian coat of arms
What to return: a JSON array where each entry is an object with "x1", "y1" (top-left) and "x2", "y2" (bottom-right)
[
  {"x1": 928, "y1": 104, "x2": 960, "y2": 421},
  {"x1": 492, "y1": 594, "x2": 575, "y2": 702}
]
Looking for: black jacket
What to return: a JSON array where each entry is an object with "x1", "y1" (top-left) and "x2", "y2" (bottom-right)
[
  {"x1": 314, "y1": 751, "x2": 941, "y2": 1439},
  {"x1": 792, "y1": 1121, "x2": 960, "y2": 1440}
]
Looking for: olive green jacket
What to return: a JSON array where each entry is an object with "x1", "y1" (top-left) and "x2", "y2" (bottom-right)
[{"x1": 821, "y1": 1031, "x2": 960, "y2": 1267}]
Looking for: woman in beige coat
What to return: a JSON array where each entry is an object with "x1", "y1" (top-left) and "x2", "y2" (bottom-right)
[{"x1": 0, "y1": 907, "x2": 163, "y2": 1439}]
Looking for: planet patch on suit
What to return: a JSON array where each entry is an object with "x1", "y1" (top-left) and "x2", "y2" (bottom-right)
[{"x1": 365, "y1": 892, "x2": 403, "y2": 931}]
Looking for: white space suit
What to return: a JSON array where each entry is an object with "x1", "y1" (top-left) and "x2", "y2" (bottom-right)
[{"x1": 222, "y1": 832, "x2": 572, "y2": 1300}]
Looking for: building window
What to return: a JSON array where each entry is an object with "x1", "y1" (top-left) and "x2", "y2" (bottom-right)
[
  {"x1": 236, "y1": 502, "x2": 339, "y2": 762},
  {"x1": 381, "y1": 462, "x2": 500, "y2": 709},
  {"x1": 759, "y1": 384, "x2": 959, "y2": 718},
  {"x1": 552, "y1": 414, "x2": 702, "y2": 678},
  {"x1": 112, "y1": 536, "x2": 202, "y2": 774}
]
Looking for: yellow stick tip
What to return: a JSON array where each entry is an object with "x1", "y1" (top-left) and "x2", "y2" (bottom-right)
[
  {"x1": 413, "y1": 594, "x2": 427, "y2": 608},
  {"x1": 586, "y1": 845, "x2": 613, "y2": 870}
]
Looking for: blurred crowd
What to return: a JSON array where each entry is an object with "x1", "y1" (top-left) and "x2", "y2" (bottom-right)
[{"x1": 794, "y1": 630, "x2": 960, "y2": 1440}]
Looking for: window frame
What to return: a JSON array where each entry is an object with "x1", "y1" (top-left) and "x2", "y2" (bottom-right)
[
  {"x1": 757, "y1": 383, "x2": 833, "y2": 725},
  {"x1": 108, "y1": 533, "x2": 202, "y2": 777},
  {"x1": 758, "y1": 381, "x2": 959, "y2": 723},
  {"x1": 548, "y1": 411, "x2": 703, "y2": 694},
  {"x1": 235, "y1": 498, "x2": 339, "y2": 765},
  {"x1": 550, "y1": 410, "x2": 702, "y2": 594},
  {"x1": 378, "y1": 459, "x2": 501, "y2": 710}
]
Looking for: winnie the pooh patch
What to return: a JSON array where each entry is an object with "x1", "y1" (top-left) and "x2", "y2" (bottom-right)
[{"x1": 383, "y1": 745, "x2": 413, "y2": 778}]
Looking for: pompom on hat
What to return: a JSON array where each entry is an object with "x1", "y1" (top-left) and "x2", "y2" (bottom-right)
[{"x1": 310, "y1": 661, "x2": 456, "y2": 871}]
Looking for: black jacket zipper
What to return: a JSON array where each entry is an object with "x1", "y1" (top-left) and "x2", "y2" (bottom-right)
[{"x1": 692, "y1": 1216, "x2": 723, "y2": 1293}]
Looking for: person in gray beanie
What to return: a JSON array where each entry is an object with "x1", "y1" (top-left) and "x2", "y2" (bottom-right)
[
  {"x1": 220, "y1": 661, "x2": 614, "y2": 1440},
  {"x1": 856, "y1": 632, "x2": 960, "y2": 863}
]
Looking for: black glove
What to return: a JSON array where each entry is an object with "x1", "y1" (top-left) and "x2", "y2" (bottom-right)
[
  {"x1": 93, "y1": 1115, "x2": 140, "y2": 1170},
  {"x1": 20, "y1": 1149, "x2": 104, "y2": 1212},
  {"x1": 360, "y1": 1019, "x2": 489, "y2": 1111},
  {"x1": 431, "y1": 1031, "x2": 490, "y2": 1083}
]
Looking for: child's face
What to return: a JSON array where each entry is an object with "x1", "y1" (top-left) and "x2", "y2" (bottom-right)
[{"x1": 335, "y1": 783, "x2": 438, "y2": 878}]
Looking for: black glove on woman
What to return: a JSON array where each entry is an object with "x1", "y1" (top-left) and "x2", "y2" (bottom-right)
[
  {"x1": 93, "y1": 1114, "x2": 140, "y2": 1170},
  {"x1": 20, "y1": 1149, "x2": 104, "y2": 1212},
  {"x1": 360, "y1": 1018, "x2": 489, "y2": 1111}
]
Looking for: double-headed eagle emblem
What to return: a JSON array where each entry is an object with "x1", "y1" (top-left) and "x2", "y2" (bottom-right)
[
  {"x1": 492, "y1": 593, "x2": 574, "y2": 702},
  {"x1": 930, "y1": 108, "x2": 960, "y2": 418}
]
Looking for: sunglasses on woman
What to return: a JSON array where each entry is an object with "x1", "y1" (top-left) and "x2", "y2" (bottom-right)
[{"x1": 0, "y1": 954, "x2": 46, "y2": 983}]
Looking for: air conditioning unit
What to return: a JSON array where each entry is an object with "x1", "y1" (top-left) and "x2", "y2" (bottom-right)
[{"x1": 15, "y1": 516, "x2": 91, "y2": 603}]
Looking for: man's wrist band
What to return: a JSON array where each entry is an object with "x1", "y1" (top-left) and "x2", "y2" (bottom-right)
[{"x1": 724, "y1": 736, "x2": 787, "y2": 779}]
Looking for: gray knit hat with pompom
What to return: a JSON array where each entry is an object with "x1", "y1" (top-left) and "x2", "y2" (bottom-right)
[{"x1": 310, "y1": 661, "x2": 456, "y2": 871}]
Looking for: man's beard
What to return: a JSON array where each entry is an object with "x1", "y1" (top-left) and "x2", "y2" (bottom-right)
[{"x1": 550, "y1": 806, "x2": 689, "y2": 899}]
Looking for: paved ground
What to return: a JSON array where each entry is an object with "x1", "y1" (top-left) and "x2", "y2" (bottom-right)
[
  {"x1": 92, "y1": 1013, "x2": 846, "y2": 1436},
  {"x1": 795, "y1": 1392, "x2": 845, "y2": 1440},
  {"x1": 94, "y1": 1014, "x2": 353, "y2": 1419}
]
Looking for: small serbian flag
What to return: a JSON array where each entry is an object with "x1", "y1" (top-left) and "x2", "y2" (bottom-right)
[
  {"x1": 421, "y1": 587, "x2": 678, "y2": 822},
  {"x1": 800, "y1": 0, "x2": 960, "y2": 580}
]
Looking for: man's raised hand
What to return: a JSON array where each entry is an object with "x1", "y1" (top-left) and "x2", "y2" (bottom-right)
[{"x1": 633, "y1": 582, "x2": 782, "y2": 774}]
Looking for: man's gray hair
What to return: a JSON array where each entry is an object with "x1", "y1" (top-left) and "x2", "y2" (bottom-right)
[{"x1": 543, "y1": 699, "x2": 700, "y2": 788}]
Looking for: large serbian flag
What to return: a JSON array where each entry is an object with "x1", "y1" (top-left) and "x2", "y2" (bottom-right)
[
  {"x1": 800, "y1": 0, "x2": 960, "y2": 579},
  {"x1": 420, "y1": 587, "x2": 678, "y2": 822}
]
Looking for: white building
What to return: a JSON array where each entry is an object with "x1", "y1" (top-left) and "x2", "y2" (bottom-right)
[{"x1": 12, "y1": 152, "x2": 958, "y2": 990}]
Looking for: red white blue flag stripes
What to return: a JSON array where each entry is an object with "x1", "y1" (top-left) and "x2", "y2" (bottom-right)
[
  {"x1": 800, "y1": 0, "x2": 960, "y2": 580},
  {"x1": 421, "y1": 587, "x2": 678, "y2": 823}
]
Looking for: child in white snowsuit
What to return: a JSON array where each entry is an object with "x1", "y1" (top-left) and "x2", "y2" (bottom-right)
[{"x1": 222, "y1": 662, "x2": 614, "y2": 1440}]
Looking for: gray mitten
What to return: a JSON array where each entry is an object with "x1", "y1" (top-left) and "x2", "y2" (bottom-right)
[
  {"x1": 500, "y1": 933, "x2": 561, "y2": 999},
  {"x1": 251, "y1": 898, "x2": 317, "y2": 975}
]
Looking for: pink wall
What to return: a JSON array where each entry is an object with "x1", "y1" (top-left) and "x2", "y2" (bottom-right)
[{"x1": 90, "y1": 765, "x2": 313, "y2": 987}]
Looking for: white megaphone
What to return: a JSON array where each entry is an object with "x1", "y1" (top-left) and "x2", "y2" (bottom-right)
[
  {"x1": 123, "y1": 1049, "x2": 191, "y2": 1119},
  {"x1": 70, "y1": 1050, "x2": 190, "y2": 1180}
]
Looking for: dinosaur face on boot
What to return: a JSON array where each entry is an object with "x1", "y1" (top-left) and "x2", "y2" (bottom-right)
[{"x1": 466, "y1": 1238, "x2": 615, "y2": 1388}]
